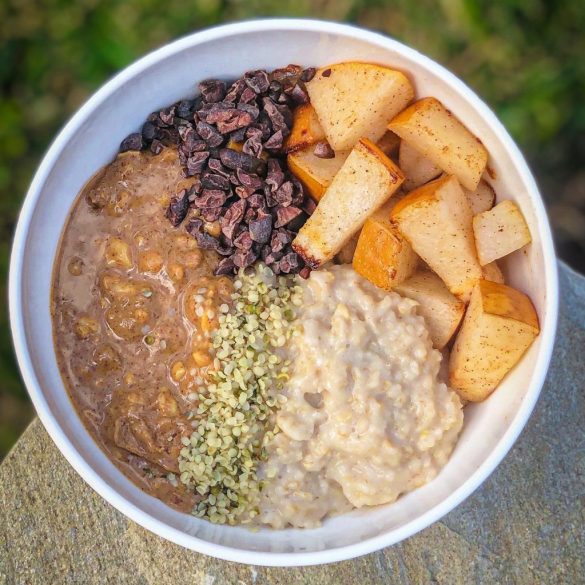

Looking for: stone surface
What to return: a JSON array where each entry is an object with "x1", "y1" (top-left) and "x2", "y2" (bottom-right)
[{"x1": 1, "y1": 262, "x2": 584, "y2": 585}]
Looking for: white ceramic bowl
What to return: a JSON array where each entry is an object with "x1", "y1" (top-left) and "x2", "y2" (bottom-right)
[{"x1": 9, "y1": 19, "x2": 558, "y2": 566}]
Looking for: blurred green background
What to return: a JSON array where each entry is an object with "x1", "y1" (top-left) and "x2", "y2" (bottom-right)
[{"x1": 1, "y1": 0, "x2": 584, "y2": 458}]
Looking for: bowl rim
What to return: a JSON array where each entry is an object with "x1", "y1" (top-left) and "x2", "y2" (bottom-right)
[{"x1": 8, "y1": 18, "x2": 559, "y2": 566}]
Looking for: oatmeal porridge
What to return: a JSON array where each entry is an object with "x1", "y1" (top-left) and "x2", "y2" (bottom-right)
[
  {"x1": 258, "y1": 266, "x2": 463, "y2": 528},
  {"x1": 51, "y1": 61, "x2": 538, "y2": 528}
]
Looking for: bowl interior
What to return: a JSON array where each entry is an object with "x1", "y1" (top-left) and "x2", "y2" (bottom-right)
[{"x1": 11, "y1": 21, "x2": 556, "y2": 564}]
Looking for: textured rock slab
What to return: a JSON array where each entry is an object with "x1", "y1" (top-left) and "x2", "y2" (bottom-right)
[{"x1": 1, "y1": 262, "x2": 584, "y2": 584}]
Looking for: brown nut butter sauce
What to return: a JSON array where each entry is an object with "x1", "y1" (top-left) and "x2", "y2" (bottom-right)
[{"x1": 52, "y1": 148, "x2": 232, "y2": 511}]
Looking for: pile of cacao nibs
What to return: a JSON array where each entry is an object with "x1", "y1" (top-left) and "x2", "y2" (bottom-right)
[{"x1": 119, "y1": 65, "x2": 317, "y2": 277}]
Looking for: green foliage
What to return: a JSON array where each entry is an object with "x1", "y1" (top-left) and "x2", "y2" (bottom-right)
[{"x1": 1, "y1": 0, "x2": 584, "y2": 455}]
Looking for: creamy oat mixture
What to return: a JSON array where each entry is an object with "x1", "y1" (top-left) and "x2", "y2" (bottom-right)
[{"x1": 258, "y1": 265, "x2": 463, "y2": 529}]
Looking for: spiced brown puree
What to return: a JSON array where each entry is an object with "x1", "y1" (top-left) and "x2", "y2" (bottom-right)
[{"x1": 52, "y1": 148, "x2": 232, "y2": 512}]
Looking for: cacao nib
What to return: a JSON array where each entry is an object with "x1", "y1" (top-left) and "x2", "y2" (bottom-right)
[
  {"x1": 224, "y1": 79, "x2": 246, "y2": 103},
  {"x1": 234, "y1": 230, "x2": 254, "y2": 250},
  {"x1": 217, "y1": 240, "x2": 235, "y2": 257},
  {"x1": 245, "y1": 207, "x2": 257, "y2": 222},
  {"x1": 199, "y1": 79, "x2": 226, "y2": 103},
  {"x1": 234, "y1": 185, "x2": 255, "y2": 199},
  {"x1": 186, "y1": 152, "x2": 210, "y2": 176},
  {"x1": 274, "y1": 181, "x2": 294, "y2": 207},
  {"x1": 159, "y1": 106, "x2": 175, "y2": 126},
  {"x1": 277, "y1": 92, "x2": 291, "y2": 105},
  {"x1": 235, "y1": 185, "x2": 256, "y2": 199},
  {"x1": 147, "y1": 111, "x2": 160, "y2": 125},
  {"x1": 150, "y1": 139, "x2": 164, "y2": 155},
  {"x1": 300, "y1": 67, "x2": 316, "y2": 82},
  {"x1": 176, "y1": 99, "x2": 195, "y2": 119},
  {"x1": 242, "y1": 135, "x2": 263, "y2": 158},
  {"x1": 270, "y1": 64, "x2": 302, "y2": 85},
  {"x1": 166, "y1": 189, "x2": 190, "y2": 227},
  {"x1": 215, "y1": 257, "x2": 236, "y2": 275},
  {"x1": 197, "y1": 102, "x2": 231, "y2": 122},
  {"x1": 262, "y1": 97, "x2": 289, "y2": 133},
  {"x1": 266, "y1": 159, "x2": 285, "y2": 191},
  {"x1": 263, "y1": 250, "x2": 284, "y2": 265},
  {"x1": 186, "y1": 139, "x2": 207, "y2": 154},
  {"x1": 201, "y1": 173, "x2": 230, "y2": 191},
  {"x1": 206, "y1": 107, "x2": 254, "y2": 134},
  {"x1": 236, "y1": 168, "x2": 263, "y2": 190},
  {"x1": 193, "y1": 189, "x2": 227, "y2": 208},
  {"x1": 221, "y1": 200, "x2": 247, "y2": 239},
  {"x1": 178, "y1": 125, "x2": 198, "y2": 151},
  {"x1": 230, "y1": 128, "x2": 247, "y2": 143},
  {"x1": 157, "y1": 127, "x2": 180, "y2": 146},
  {"x1": 246, "y1": 193, "x2": 267, "y2": 210},
  {"x1": 245, "y1": 70, "x2": 270, "y2": 94},
  {"x1": 289, "y1": 84, "x2": 309, "y2": 105},
  {"x1": 233, "y1": 249, "x2": 258, "y2": 268},
  {"x1": 207, "y1": 158, "x2": 229, "y2": 176},
  {"x1": 120, "y1": 133, "x2": 144, "y2": 152},
  {"x1": 290, "y1": 176, "x2": 306, "y2": 206},
  {"x1": 299, "y1": 266, "x2": 311, "y2": 279},
  {"x1": 186, "y1": 217, "x2": 203, "y2": 234},
  {"x1": 201, "y1": 206, "x2": 224, "y2": 222},
  {"x1": 246, "y1": 125, "x2": 264, "y2": 142},
  {"x1": 203, "y1": 107, "x2": 234, "y2": 125},
  {"x1": 249, "y1": 215, "x2": 272, "y2": 244},
  {"x1": 197, "y1": 231, "x2": 221, "y2": 250},
  {"x1": 239, "y1": 86, "x2": 257, "y2": 104},
  {"x1": 264, "y1": 184, "x2": 279, "y2": 208},
  {"x1": 264, "y1": 130, "x2": 286, "y2": 151},
  {"x1": 278, "y1": 252, "x2": 302, "y2": 274},
  {"x1": 268, "y1": 80, "x2": 283, "y2": 102},
  {"x1": 196, "y1": 121, "x2": 224, "y2": 148},
  {"x1": 187, "y1": 179, "x2": 202, "y2": 199},
  {"x1": 314, "y1": 141, "x2": 335, "y2": 159},
  {"x1": 270, "y1": 229, "x2": 292, "y2": 253},
  {"x1": 274, "y1": 205, "x2": 303, "y2": 228},
  {"x1": 219, "y1": 111, "x2": 255, "y2": 134},
  {"x1": 141, "y1": 121, "x2": 157, "y2": 141},
  {"x1": 219, "y1": 148, "x2": 266, "y2": 175},
  {"x1": 254, "y1": 114, "x2": 273, "y2": 140},
  {"x1": 186, "y1": 218, "x2": 222, "y2": 250},
  {"x1": 302, "y1": 197, "x2": 317, "y2": 216},
  {"x1": 237, "y1": 103, "x2": 260, "y2": 120}
]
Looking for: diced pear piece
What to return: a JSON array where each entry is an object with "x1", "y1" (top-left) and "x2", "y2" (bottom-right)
[
  {"x1": 449, "y1": 280, "x2": 540, "y2": 401},
  {"x1": 353, "y1": 200, "x2": 418, "y2": 291},
  {"x1": 283, "y1": 104, "x2": 327, "y2": 153},
  {"x1": 398, "y1": 141, "x2": 442, "y2": 191},
  {"x1": 389, "y1": 97, "x2": 488, "y2": 190},
  {"x1": 473, "y1": 200, "x2": 532, "y2": 266},
  {"x1": 394, "y1": 270, "x2": 465, "y2": 349},
  {"x1": 465, "y1": 180, "x2": 495, "y2": 215},
  {"x1": 336, "y1": 234, "x2": 360, "y2": 264},
  {"x1": 306, "y1": 62, "x2": 414, "y2": 151},
  {"x1": 482, "y1": 261, "x2": 505, "y2": 284},
  {"x1": 376, "y1": 130, "x2": 401, "y2": 159},
  {"x1": 390, "y1": 175, "x2": 483, "y2": 300},
  {"x1": 293, "y1": 139, "x2": 404, "y2": 268},
  {"x1": 287, "y1": 148, "x2": 349, "y2": 202}
]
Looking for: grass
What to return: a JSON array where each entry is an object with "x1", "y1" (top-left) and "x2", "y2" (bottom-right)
[{"x1": 1, "y1": 0, "x2": 584, "y2": 457}]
